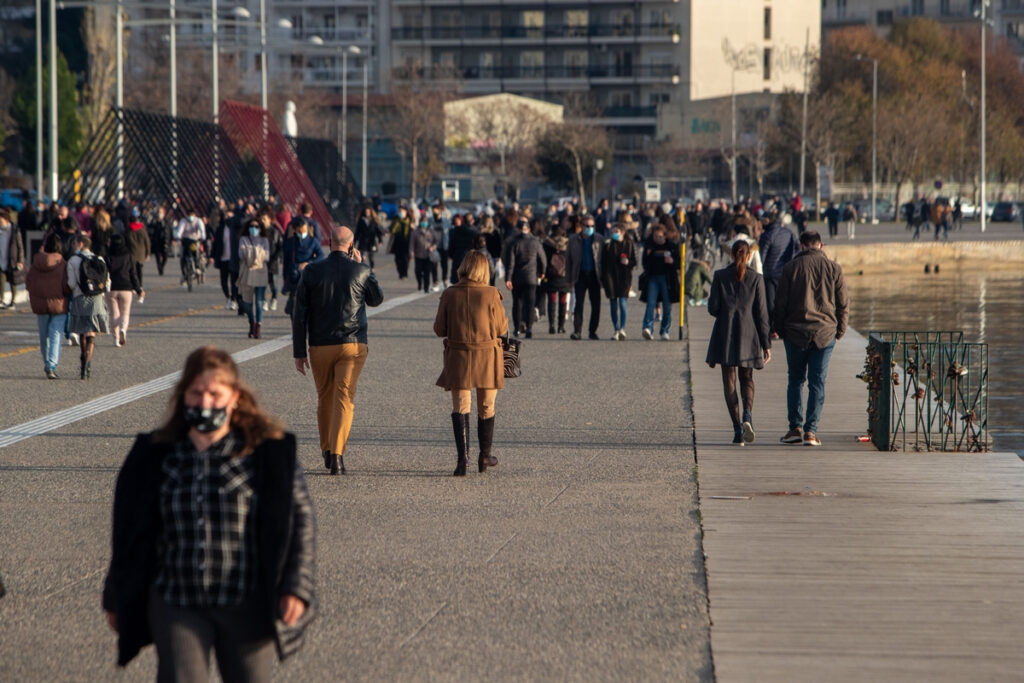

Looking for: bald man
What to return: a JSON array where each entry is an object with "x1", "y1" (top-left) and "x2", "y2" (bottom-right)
[{"x1": 292, "y1": 224, "x2": 384, "y2": 475}]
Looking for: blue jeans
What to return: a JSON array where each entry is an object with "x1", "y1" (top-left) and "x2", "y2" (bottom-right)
[
  {"x1": 609, "y1": 297, "x2": 627, "y2": 331},
  {"x1": 783, "y1": 337, "x2": 836, "y2": 434},
  {"x1": 241, "y1": 287, "x2": 266, "y2": 324},
  {"x1": 37, "y1": 313, "x2": 67, "y2": 372},
  {"x1": 642, "y1": 274, "x2": 671, "y2": 335}
]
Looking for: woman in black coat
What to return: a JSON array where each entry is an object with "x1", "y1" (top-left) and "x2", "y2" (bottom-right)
[
  {"x1": 600, "y1": 222, "x2": 638, "y2": 340},
  {"x1": 103, "y1": 346, "x2": 316, "y2": 678},
  {"x1": 541, "y1": 230, "x2": 572, "y2": 334},
  {"x1": 706, "y1": 240, "x2": 771, "y2": 445}
]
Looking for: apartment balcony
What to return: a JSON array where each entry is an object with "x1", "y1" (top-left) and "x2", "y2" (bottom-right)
[
  {"x1": 393, "y1": 0, "x2": 679, "y2": 6},
  {"x1": 580, "y1": 105, "x2": 657, "y2": 127},
  {"x1": 394, "y1": 64, "x2": 679, "y2": 84},
  {"x1": 821, "y1": 8, "x2": 872, "y2": 27},
  {"x1": 289, "y1": 26, "x2": 373, "y2": 44},
  {"x1": 391, "y1": 23, "x2": 680, "y2": 44}
]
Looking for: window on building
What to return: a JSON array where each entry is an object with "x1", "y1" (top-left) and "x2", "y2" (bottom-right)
[
  {"x1": 764, "y1": 7, "x2": 771, "y2": 40},
  {"x1": 911, "y1": 0, "x2": 924, "y2": 16},
  {"x1": 613, "y1": 50, "x2": 633, "y2": 76},
  {"x1": 566, "y1": 10, "x2": 588, "y2": 37},
  {"x1": 521, "y1": 50, "x2": 544, "y2": 77},
  {"x1": 613, "y1": 9, "x2": 634, "y2": 37},
  {"x1": 649, "y1": 92, "x2": 670, "y2": 105},
  {"x1": 566, "y1": 50, "x2": 588, "y2": 77},
  {"x1": 877, "y1": 9, "x2": 894, "y2": 25},
  {"x1": 763, "y1": 47, "x2": 772, "y2": 80},
  {"x1": 609, "y1": 92, "x2": 633, "y2": 108},
  {"x1": 522, "y1": 11, "x2": 544, "y2": 39},
  {"x1": 650, "y1": 10, "x2": 670, "y2": 27},
  {"x1": 324, "y1": 13, "x2": 335, "y2": 28},
  {"x1": 940, "y1": 0, "x2": 950, "y2": 14}
]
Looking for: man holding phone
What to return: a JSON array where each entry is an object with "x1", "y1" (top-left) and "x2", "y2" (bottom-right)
[{"x1": 292, "y1": 225, "x2": 384, "y2": 475}]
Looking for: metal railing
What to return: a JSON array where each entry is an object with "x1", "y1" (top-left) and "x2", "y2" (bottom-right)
[
  {"x1": 862, "y1": 330, "x2": 989, "y2": 452},
  {"x1": 391, "y1": 23, "x2": 679, "y2": 41},
  {"x1": 394, "y1": 63, "x2": 678, "y2": 81}
]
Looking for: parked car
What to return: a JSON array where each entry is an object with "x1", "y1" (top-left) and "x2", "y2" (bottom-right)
[
  {"x1": 854, "y1": 199, "x2": 895, "y2": 222},
  {"x1": 990, "y1": 201, "x2": 1020, "y2": 222}
]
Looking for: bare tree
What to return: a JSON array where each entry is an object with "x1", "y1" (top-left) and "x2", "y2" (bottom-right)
[
  {"x1": 383, "y1": 84, "x2": 452, "y2": 200},
  {"x1": 539, "y1": 94, "x2": 609, "y2": 208}
]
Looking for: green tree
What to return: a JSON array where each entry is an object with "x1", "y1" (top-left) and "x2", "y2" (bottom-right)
[{"x1": 10, "y1": 50, "x2": 84, "y2": 179}]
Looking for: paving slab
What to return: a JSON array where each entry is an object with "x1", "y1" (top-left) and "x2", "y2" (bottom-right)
[{"x1": 0, "y1": 264, "x2": 711, "y2": 681}]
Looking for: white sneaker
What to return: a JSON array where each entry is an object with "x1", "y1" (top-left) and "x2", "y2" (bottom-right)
[
  {"x1": 660, "y1": 332, "x2": 671, "y2": 341},
  {"x1": 229, "y1": 300, "x2": 238, "y2": 311},
  {"x1": 262, "y1": 300, "x2": 269, "y2": 311},
  {"x1": 430, "y1": 284, "x2": 441, "y2": 292},
  {"x1": 642, "y1": 328, "x2": 653, "y2": 340},
  {"x1": 137, "y1": 295, "x2": 144, "y2": 304},
  {"x1": 270, "y1": 298, "x2": 278, "y2": 311},
  {"x1": 610, "y1": 332, "x2": 620, "y2": 341},
  {"x1": 225, "y1": 298, "x2": 233, "y2": 309},
  {"x1": 68, "y1": 333, "x2": 80, "y2": 347},
  {"x1": 628, "y1": 289, "x2": 638, "y2": 298},
  {"x1": 617, "y1": 329, "x2": 627, "y2": 341}
]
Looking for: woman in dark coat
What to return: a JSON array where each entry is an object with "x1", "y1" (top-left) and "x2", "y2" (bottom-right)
[
  {"x1": 542, "y1": 229, "x2": 572, "y2": 334},
  {"x1": 103, "y1": 346, "x2": 316, "y2": 678},
  {"x1": 600, "y1": 222, "x2": 638, "y2": 340},
  {"x1": 706, "y1": 240, "x2": 771, "y2": 445},
  {"x1": 388, "y1": 207, "x2": 413, "y2": 279},
  {"x1": 434, "y1": 251, "x2": 509, "y2": 476}
]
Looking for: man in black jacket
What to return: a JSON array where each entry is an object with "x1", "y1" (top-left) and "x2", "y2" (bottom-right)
[
  {"x1": 564, "y1": 216, "x2": 603, "y2": 340},
  {"x1": 292, "y1": 225, "x2": 384, "y2": 475},
  {"x1": 502, "y1": 218, "x2": 546, "y2": 338}
]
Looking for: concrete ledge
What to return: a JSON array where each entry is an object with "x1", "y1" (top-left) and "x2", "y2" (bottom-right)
[{"x1": 826, "y1": 240, "x2": 1024, "y2": 268}]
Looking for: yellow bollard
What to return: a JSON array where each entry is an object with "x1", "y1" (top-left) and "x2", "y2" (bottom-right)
[{"x1": 678, "y1": 243, "x2": 686, "y2": 339}]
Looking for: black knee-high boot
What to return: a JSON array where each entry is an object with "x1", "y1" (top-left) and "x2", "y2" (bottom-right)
[
  {"x1": 557, "y1": 301, "x2": 567, "y2": 333},
  {"x1": 547, "y1": 301, "x2": 556, "y2": 334},
  {"x1": 452, "y1": 412, "x2": 470, "y2": 476},
  {"x1": 478, "y1": 416, "x2": 497, "y2": 472}
]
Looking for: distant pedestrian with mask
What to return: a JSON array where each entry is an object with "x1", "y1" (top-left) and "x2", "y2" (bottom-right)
[
  {"x1": 565, "y1": 216, "x2": 603, "y2": 340},
  {"x1": 282, "y1": 217, "x2": 324, "y2": 317},
  {"x1": 238, "y1": 217, "x2": 270, "y2": 339},
  {"x1": 502, "y1": 217, "x2": 546, "y2": 339},
  {"x1": 601, "y1": 222, "x2": 637, "y2": 340}
]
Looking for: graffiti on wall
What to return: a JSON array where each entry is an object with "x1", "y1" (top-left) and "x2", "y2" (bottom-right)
[{"x1": 721, "y1": 37, "x2": 812, "y2": 75}]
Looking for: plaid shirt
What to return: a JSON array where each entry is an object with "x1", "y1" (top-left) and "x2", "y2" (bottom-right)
[{"x1": 154, "y1": 432, "x2": 258, "y2": 608}]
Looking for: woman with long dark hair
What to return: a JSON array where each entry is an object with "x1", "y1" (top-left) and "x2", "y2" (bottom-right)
[
  {"x1": 103, "y1": 346, "x2": 316, "y2": 680},
  {"x1": 706, "y1": 240, "x2": 771, "y2": 445}
]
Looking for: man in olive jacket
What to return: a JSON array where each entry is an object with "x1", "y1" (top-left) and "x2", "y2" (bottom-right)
[
  {"x1": 773, "y1": 231, "x2": 848, "y2": 447},
  {"x1": 292, "y1": 225, "x2": 384, "y2": 474}
]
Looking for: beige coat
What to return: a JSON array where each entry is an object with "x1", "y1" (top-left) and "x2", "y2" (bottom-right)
[
  {"x1": 237, "y1": 236, "x2": 270, "y2": 302},
  {"x1": 434, "y1": 280, "x2": 509, "y2": 390}
]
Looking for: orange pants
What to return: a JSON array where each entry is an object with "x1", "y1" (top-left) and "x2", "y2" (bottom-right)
[
  {"x1": 309, "y1": 343, "x2": 368, "y2": 456},
  {"x1": 450, "y1": 388, "x2": 497, "y2": 419}
]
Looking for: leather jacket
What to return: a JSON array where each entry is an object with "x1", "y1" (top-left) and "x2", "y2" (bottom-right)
[{"x1": 292, "y1": 251, "x2": 384, "y2": 356}]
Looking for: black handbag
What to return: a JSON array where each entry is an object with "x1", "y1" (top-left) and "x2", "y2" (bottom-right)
[{"x1": 500, "y1": 336, "x2": 522, "y2": 378}]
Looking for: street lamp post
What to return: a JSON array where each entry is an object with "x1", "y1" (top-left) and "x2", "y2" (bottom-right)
[
  {"x1": 115, "y1": 0, "x2": 124, "y2": 199},
  {"x1": 980, "y1": 1, "x2": 989, "y2": 233},
  {"x1": 341, "y1": 45, "x2": 360, "y2": 167},
  {"x1": 361, "y1": 57, "x2": 368, "y2": 192},
  {"x1": 35, "y1": 0, "x2": 43, "y2": 199},
  {"x1": 855, "y1": 54, "x2": 878, "y2": 224},
  {"x1": 49, "y1": 0, "x2": 58, "y2": 199}
]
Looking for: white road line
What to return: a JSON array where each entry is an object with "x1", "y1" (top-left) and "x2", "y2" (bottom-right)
[{"x1": 0, "y1": 291, "x2": 427, "y2": 449}]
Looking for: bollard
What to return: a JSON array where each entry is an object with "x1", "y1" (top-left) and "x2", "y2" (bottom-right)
[
  {"x1": 924, "y1": 264, "x2": 931, "y2": 274},
  {"x1": 678, "y1": 243, "x2": 686, "y2": 340}
]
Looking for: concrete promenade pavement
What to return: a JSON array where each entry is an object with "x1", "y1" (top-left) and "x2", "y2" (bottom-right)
[
  {"x1": 688, "y1": 298, "x2": 1024, "y2": 681},
  {"x1": 0, "y1": 261, "x2": 711, "y2": 681}
]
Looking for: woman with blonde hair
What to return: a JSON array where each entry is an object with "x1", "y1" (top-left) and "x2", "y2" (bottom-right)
[
  {"x1": 103, "y1": 346, "x2": 316, "y2": 679},
  {"x1": 433, "y1": 250, "x2": 510, "y2": 476}
]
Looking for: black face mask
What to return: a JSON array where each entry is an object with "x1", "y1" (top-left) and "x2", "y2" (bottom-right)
[{"x1": 183, "y1": 405, "x2": 230, "y2": 434}]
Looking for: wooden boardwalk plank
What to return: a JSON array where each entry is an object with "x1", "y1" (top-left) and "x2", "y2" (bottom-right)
[{"x1": 688, "y1": 301, "x2": 1024, "y2": 682}]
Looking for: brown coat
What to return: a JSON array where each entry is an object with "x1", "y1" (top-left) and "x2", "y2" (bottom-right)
[
  {"x1": 25, "y1": 251, "x2": 71, "y2": 315},
  {"x1": 433, "y1": 280, "x2": 509, "y2": 390}
]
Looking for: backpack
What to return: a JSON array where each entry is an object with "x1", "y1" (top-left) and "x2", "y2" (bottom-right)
[
  {"x1": 546, "y1": 251, "x2": 567, "y2": 280},
  {"x1": 79, "y1": 254, "x2": 108, "y2": 296}
]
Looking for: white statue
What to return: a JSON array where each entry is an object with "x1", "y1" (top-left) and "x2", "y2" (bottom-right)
[{"x1": 283, "y1": 100, "x2": 298, "y2": 138}]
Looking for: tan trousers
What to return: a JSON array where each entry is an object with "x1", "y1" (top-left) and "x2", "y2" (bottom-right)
[
  {"x1": 309, "y1": 343, "x2": 368, "y2": 455},
  {"x1": 451, "y1": 388, "x2": 497, "y2": 419}
]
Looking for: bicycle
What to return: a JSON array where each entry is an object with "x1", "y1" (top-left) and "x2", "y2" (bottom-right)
[{"x1": 181, "y1": 239, "x2": 205, "y2": 292}]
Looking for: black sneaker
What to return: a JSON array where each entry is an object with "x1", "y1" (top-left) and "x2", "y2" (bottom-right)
[
  {"x1": 570, "y1": 332, "x2": 581, "y2": 340},
  {"x1": 588, "y1": 332, "x2": 600, "y2": 340}
]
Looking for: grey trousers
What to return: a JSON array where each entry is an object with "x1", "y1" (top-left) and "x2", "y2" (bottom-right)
[{"x1": 148, "y1": 589, "x2": 275, "y2": 683}]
